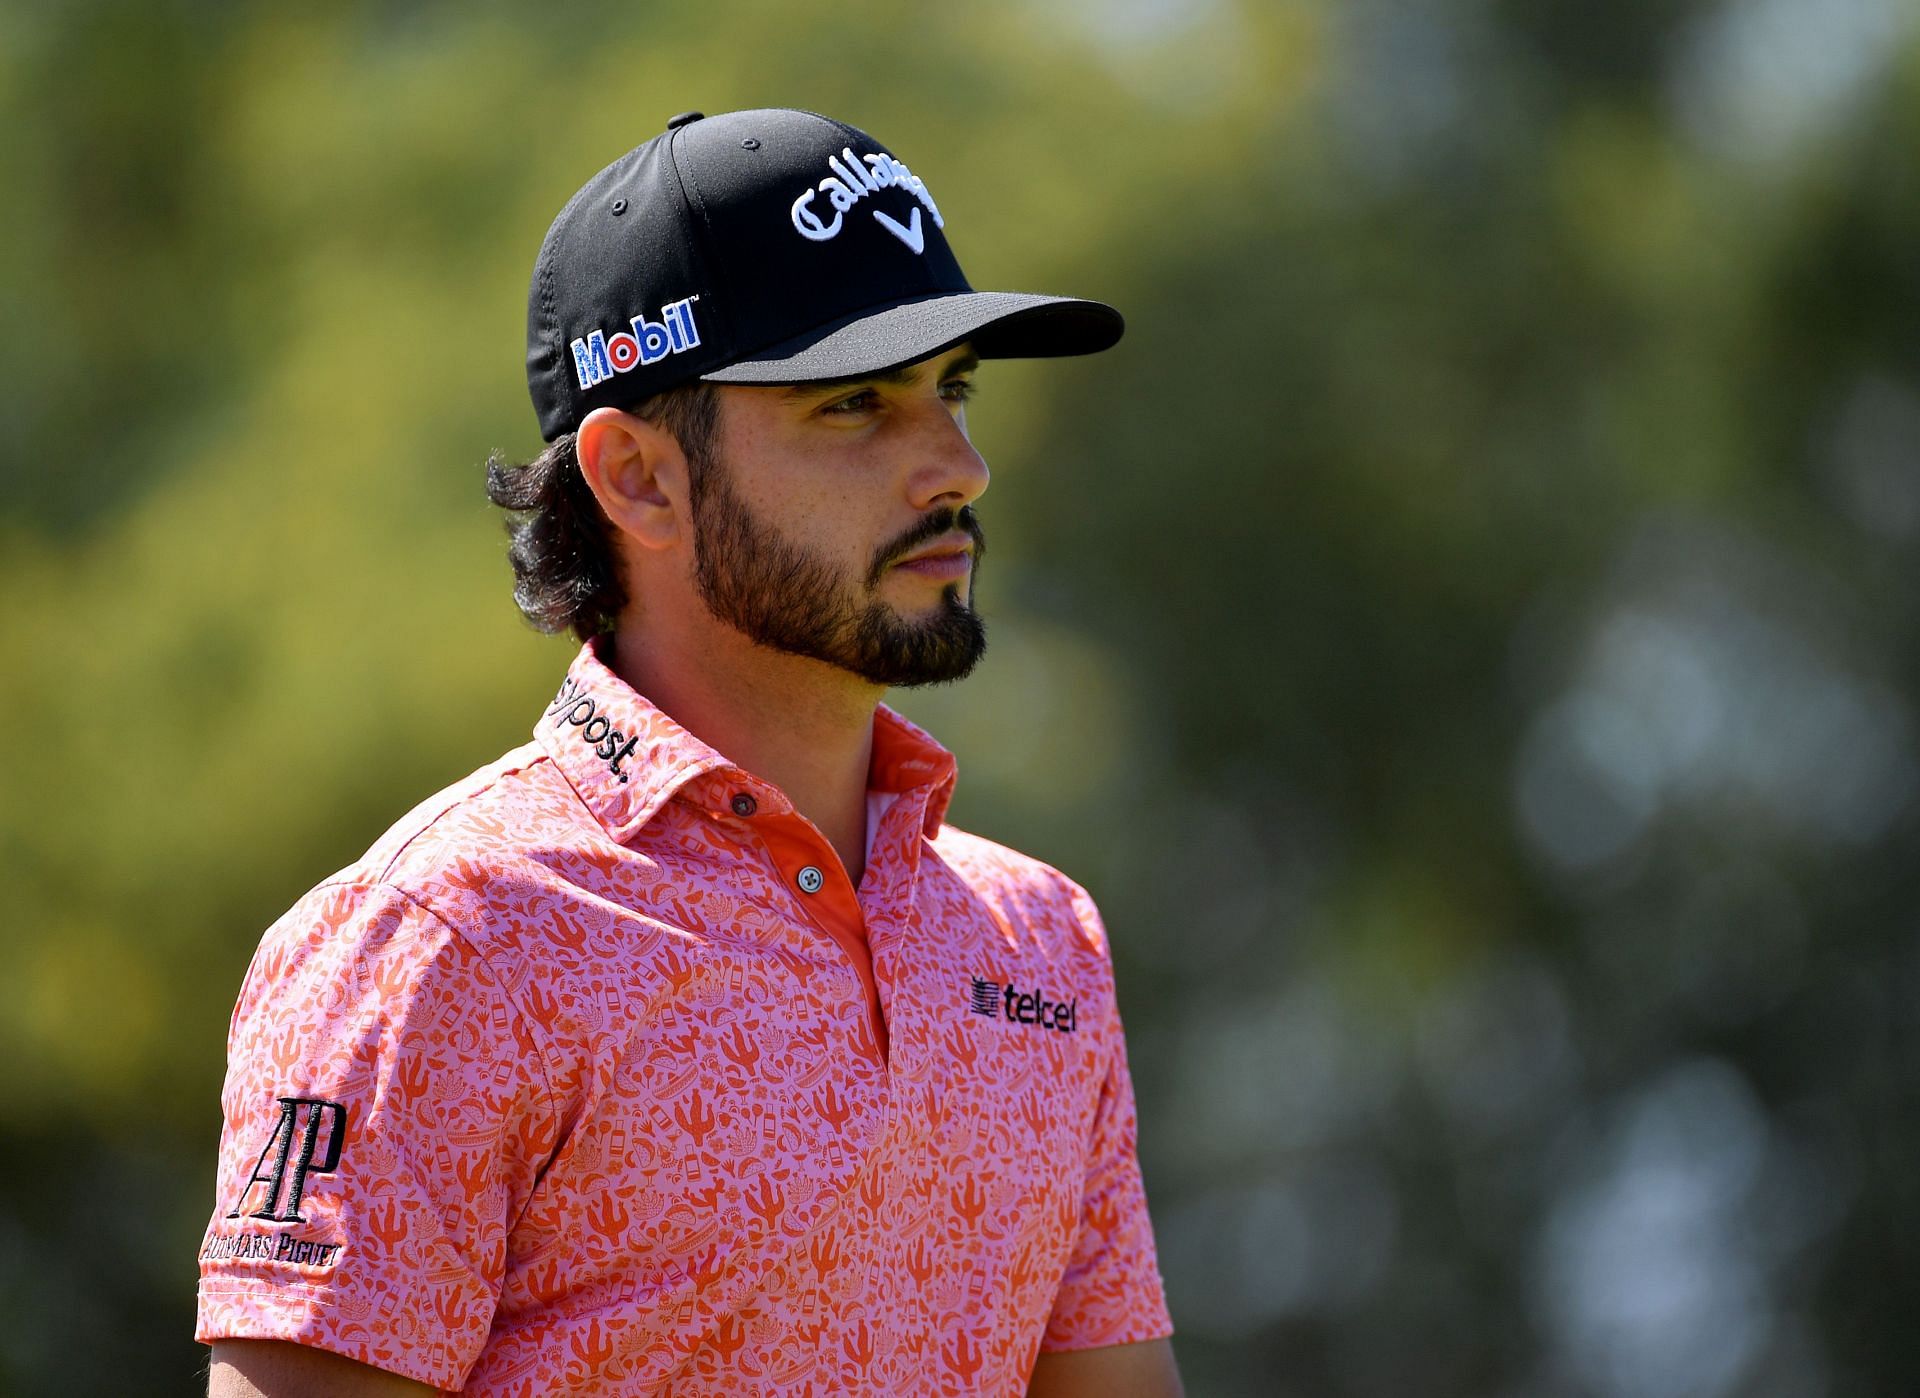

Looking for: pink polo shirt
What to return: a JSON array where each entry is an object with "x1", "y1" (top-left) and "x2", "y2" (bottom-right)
[{"x1": 196, "y1": 639, "x2": 1171, "y2": 1394}]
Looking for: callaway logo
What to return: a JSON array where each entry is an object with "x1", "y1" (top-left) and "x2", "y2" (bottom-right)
[
  {"x1": 547, "y1": 677, "x2": 641, "y2": 783},
  {"x1": 790, "y1": 147, "x2": 944, "y2": 253},
  {"x1": 968, "y1": 977, "x2": 1078, "y2": 1033},
  {"x1": 570, "y1": 296, "x2": 703, "y2": 391}
]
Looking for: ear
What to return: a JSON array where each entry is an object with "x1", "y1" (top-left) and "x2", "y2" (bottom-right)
[{"x1": 575, "y1": 406, "x2": 690, "y2": 552}]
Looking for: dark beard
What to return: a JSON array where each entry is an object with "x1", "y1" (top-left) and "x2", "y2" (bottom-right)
[{"x1": 689, "y1": 460, "x2": 987, "y2": 688}]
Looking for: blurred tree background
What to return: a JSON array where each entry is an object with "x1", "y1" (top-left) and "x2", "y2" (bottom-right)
[{"x1": 3, "y1": 1, "x2": 1917, "y2": 1394}]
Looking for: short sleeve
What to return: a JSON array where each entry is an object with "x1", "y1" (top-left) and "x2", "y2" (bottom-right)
[
  {"x1": 195, "y1": 881, "x2": 554, "y2": 1390},
  {"x1": 1042, "y1": 890, "x2": 1174, "y2": 1351}
]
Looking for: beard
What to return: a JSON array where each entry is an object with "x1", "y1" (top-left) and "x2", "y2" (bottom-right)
[{"x1": 688, "y1": 456, "x2": 988, "y2": 688}]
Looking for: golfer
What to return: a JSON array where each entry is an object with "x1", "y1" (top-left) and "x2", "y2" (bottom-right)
[{"x1": 199, "y1": 107, "x2": 1181, "y2": 1397}]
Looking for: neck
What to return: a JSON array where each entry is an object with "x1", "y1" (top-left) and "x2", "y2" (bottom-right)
[{"x1": 609, "y1": 622, "x2": 880, "y2": 884}]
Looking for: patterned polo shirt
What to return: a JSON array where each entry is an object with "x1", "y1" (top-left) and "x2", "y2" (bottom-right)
[{"x1": 196, "y1": 639, "x2": 1171, "y2": 1395}]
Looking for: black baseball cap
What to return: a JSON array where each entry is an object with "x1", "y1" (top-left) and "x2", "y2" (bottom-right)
[{"x1": 526, "y1": 108, "x2": 1123, "y2": 441}]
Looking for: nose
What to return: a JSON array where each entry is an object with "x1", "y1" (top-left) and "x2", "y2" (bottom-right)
[{"x1": 904, "y1": 401, "x2": 990, "y2": 512}]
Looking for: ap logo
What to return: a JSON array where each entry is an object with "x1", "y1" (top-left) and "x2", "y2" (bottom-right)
[{"x1": 227, "y1": 1096, "x2": 348, "y2": 1224}]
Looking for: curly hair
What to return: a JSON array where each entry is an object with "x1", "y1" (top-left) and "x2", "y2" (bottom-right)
[{"x1": 484, "y1": 381, "x2": 719, "y2": 641}]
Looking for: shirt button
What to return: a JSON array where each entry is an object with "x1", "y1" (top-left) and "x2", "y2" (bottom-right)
[
  {"x1": 796, "y1": 866, "x2": 824, "y2": 895},
  {"x1": 730, "y1": 793, "x2": 757, "y2": 817}
]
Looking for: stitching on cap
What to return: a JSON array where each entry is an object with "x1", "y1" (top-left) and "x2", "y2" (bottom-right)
[
  {"x1": 675, "y1": 130, "x2": 716, "y2": 235},
  {"x1": 537, "y1": 252, "x2": 564, "y2": 424},
  {"x1": 795, "y1": 108, "x2": 857, "y2": 141},
  {"x1": 669, "y1": 127, "x2": 732, "y2": 349},
  {"x1": 536, "y1": 171, "x2": 619, "y2": 430}
]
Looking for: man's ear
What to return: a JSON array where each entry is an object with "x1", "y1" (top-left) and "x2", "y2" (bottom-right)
[{"x1": 575, "y1": 406, "x2": 689, "y2": 552}]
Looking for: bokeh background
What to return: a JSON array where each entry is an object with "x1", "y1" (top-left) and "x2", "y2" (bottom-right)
[{"x1": 4, "y1": 2, "x2": 1918, "y2": 1394}]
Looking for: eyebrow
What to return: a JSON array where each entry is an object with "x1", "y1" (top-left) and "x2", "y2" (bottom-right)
[{"x1": 780, "y1": 350, "x2": 981, "y2": 400}]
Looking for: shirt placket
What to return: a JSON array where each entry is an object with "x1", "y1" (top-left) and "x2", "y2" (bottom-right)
[{"x1": 722, "y1": 795, "x2": 891, "y2": 1068}]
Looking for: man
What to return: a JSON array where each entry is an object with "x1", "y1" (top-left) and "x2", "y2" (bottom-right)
[{"x1": 198, "y1": 108, "x2": 1181, "y2": 1397}]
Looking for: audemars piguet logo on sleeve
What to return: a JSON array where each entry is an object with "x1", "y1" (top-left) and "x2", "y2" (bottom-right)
[
  {"x1": 226, "y1": 1097, "x2": 347, "y2": 1224},
  {"x1": 967, "y1": 976, "x2": 1077, "y2": 1033},
  {"x1": 201, "y1": 1096, "x2": 349, "y2": 1271},
  {"x1": 200, "y1": 1230, "x2": 343, "y2": 1268},
  {"x1": 789, "y1": 147, "x2": 944, "y2": 253}
]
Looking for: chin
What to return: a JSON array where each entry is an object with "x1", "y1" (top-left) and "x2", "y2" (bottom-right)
[{"x1": 886, "y1": 583, "x2": 968, "y2": 615}]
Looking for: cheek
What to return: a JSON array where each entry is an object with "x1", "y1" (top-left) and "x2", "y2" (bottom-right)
[
  {"x1": 718, "y1": 413, "x2": 898, "y2": 572},
  {"x1": 738, "y1": 474, "x2": 886, "y2": 582}
]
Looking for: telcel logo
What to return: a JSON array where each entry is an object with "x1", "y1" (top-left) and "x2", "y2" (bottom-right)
[
  {"x1": 969, "y1": 977, "x2": 1078, "y2": 1033},
  {"x1": 570, "y1": 297, "x2": 702, "y2": 390}
]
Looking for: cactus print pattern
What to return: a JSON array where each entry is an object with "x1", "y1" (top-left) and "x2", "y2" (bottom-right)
[{"x1": 197, "y1": 639, "x2": 1171, "y2": 1394}]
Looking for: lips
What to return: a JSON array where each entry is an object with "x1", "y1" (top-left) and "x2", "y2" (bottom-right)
[
  {"x1": 868, "y1": 509, "x2": 985, "y2": 590},
  {"x1": 892, "y1": 534, "x2": 975, "y2": 578}
]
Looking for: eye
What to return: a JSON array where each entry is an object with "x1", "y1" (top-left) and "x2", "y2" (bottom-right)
[
  {"x1": 820, "y1": 389, "x2": 879, "y2": 416},
  {"x1": 940, "y1": 378, "x2": 977, "y2": 406}
]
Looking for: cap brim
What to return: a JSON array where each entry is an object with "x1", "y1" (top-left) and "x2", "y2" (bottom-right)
[{"x1": 699, "y1": 290, "x2": 1122, "y2": 384}]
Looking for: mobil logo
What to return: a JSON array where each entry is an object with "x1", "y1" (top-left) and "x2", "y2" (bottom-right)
[{"x1": 569, "y1": 296, "x2": 703, "y2": 390}]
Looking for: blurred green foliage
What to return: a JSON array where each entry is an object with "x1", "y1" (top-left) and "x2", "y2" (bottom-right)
[{"x1": 5, "y1": 2, "x2": 1920, "y2": 1394}]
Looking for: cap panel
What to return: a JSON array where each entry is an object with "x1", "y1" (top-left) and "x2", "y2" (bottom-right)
[
  {"x1": 527, "y1": 137, "x2": 733, "y2": 440},
  {"x1": 674, "y1": 111, "x2": 970, "y2": 362},
  {"x1": 525, "y1": 182, "x2": 597, "y2": 439},
  {"x1": 664, "y1": 119, "x2": 742, "y2": 373}
]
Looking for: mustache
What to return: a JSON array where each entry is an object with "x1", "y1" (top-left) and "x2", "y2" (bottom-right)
[{"x1": 868, "y1": 505, "x2": 986, "y2": 587}]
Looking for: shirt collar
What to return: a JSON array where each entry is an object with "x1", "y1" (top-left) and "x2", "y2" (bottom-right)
[
  {"x1": 535, "y1": 638, "x2": 957, "y2": 843},
  {"x1": 871, "y1": 699, "x2": 958, "y2": 832}
]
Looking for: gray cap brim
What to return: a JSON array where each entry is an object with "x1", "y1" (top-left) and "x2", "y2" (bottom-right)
[{"x1": 700, "y1": 290, "x2": 1123, "y2": 384}]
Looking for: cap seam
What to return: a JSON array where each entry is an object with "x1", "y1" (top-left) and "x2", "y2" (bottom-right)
[
  {"x1": 696, "y1": 106, "x2": 856, "y2": 143},
  {"x1": 800, "y1": 109, "x2": 865, "y2": 145},
  {"x1": 537, "y1": 252, "x2": 570, "y2": 434},
  {"x1": 667, "y1": 124, "x2": 737, "y2": 361},
  {"x1": 534, "y1": 176, "x2": 608, "y2": 439}
]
